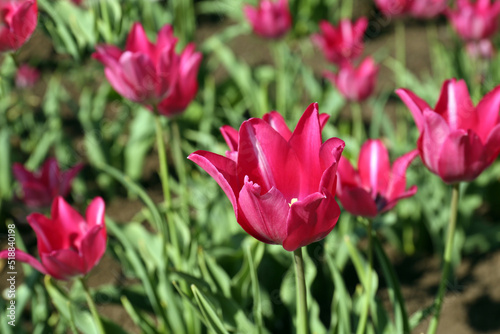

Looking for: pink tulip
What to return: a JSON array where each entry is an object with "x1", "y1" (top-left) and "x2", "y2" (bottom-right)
[
  {"x1": 15, "y1": 64, "x2": 40, "y2": 88},
  {"x1": 311, "y1": 17, "x2": 368, "y2": 65},
  {"x1": 244, "y1": 0, "x2": 292, "y2": 39},
  {"x1": 189, "y1": 103, "x2": 345, "y2": 251},
  {"x1": 408, "y1": 0, "x2": 447, "y2": 19},
  {"x1": 0, "y1": 197, "x2": 106, "y2": 280},
  {"x1": 466, "y1": 39, "x2": 494, "y2": 59},
  {"x1": 93, "y1": 22, "x2": 202, "y2": 116},
  {"x1": 397, "y1": 79, "x2": 500, "y2": 183},
  {"x1": 336, "y1": 139, "x2": 418, "y2": 218},
  {"x1": 374, "y1": 0, "x2": 410, "y2": 16},
  {"x1": 0, "y1": 0, "x2": 38, "y2": 52},
  {"x1": 324, "y1": 57, "x2": 379, "y2": 102},
  {"x1": 12, "y1": 158, "x2": 83, "y2": 208},
  {"x1": 446, "y1": 0, "x2": 500, "y2": 41}
]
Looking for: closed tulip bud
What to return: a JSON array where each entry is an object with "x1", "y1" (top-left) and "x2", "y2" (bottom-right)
[
  {"x1": 244, "y1": 0, "x2": 292, "y2": 39},
  {"x1": 0, "y1": 0, "x2": 38, "y2": 52},
  {"x1": 324, "y1": 57, "x2": 379, "y2": 102},
  {"x1": 0, "y1": 197, "x2": 107, "y2": 280},
  {"x1": 408, "y1": 0, "x2": 447, "y2": 19},
  {"x1": 336, "y1": 139, "x2": 418, "y2": 218},
  {"x1": 189, "y1": 103, "x2": 344, "y2": 251},
  {"x1": 374, "y1": 0, "x2": 411, "y2": 17},
  {"x1": 397, "y1": 78, "x2": 500, "y2": 183}
]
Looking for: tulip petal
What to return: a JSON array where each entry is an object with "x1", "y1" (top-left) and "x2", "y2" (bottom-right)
[
  {"x1": 421, "y1": 109, "x2": 450, "y2": 173},
  {"x1": 336, "y1": 157, "x2": 362, "y2": 193},
  {"x1": 0, "y1": 249, "x2": 47, "y2": 275},
  {"x1": 383, "y1": 185, "x2": 418, "y2": 213},
  {"x1": 238, "y1": 118, "x2": 300, "y2": 200},
  {"x1": 119, "y1": 52, "x2": 158, "y2": 101},
  {"x1": 92, "y1": 44, "x2": 123, "y2": 68},
  {"x1": 437, "y1": 129, "x2": 486, "y2": 183},
  {"x1": 434, "y1": 79, "x2": 476, "y2": 131},
  {"x1": 475, "y1": 85, "x2": 500, "y2": 141},
  {"x1": 358, "y1": 139, "x2": 390, "y2": 197},
  {"x1": 283, "y1": 191, "x2": 340, "y2": 251},
  {"x1": 27, "y1": 212, "x2": 66, "y2": 254},
  {"x1": 85, "y1": 197, "x2": 106, "y2": 229},
  {"x1": 319, "y1": 113, "x2": 330, "y2": 131},
  {"x1": 59, "y1": 163, "x2": 84, "y2": 197},
  {"x1": 12, "y1": 163, "x2": 37, "y2": 184},
  {"x1": 237, "y1": 177, "x2": 289, "y2": 245},
  {"x1": 337, "y1": 187, "x2": 378, "y2": 218},
  {"x1": 188, "y1": 151, "x2": 238, "y2": 211},
  {"x1": 386, "y1": 150, "x2": 418, "y2": 201},
  {"x1": 80, "y1": 225, "x2": 107, "y2": 273},
  {"x1": 125, "y1": 23, "x2": 154, "y2": 59},
  {"x1": 220, "y1": 125, "x2": 239, "y2": 151},
  {"x1": 289, "y1": 103, "x2": 323, "y2": 196},
  {"x1": 41, "y1": 249, "x2": 86, "y2": 280},
  {"x1": 485, "y1": 123, "x2": 500, "y2": 164},
  {"x1": 396, "y1": 88, "x2": 429, "y2": 132},
  {"x1": 262, "y1": 111, "x2": 292, "y2": 140}
]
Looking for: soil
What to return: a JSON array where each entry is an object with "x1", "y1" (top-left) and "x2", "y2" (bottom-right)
[{"x1": 2, "y1": 3, "x2": 500, "y2": 334}]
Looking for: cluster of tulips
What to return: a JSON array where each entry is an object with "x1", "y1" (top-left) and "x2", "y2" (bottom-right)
[{"x1": 2, "y1": 0, "x2": 500, "y2": 333}]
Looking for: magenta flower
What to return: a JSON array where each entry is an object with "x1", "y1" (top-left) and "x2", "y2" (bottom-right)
[
  {"x1": 189, "y1": 103, "x2": 345, "y2": 251},
  {"x1": 374, "y1": 0, "x2": 410, "y2": 16},
  {"x1": 0, "y1": 197, "x2": 106, "y2": 280},
  {"x1": 93, "y1": 22, "x2": 202, "y2": 116},
  {"x1": 244, "y1": 0, "x2": 292, "y2": 39},
  {"x1": 324, "y1": 57, "x2": 379, "y2": 102},
  {"x1": 397, "y1": 79, "x2": 500, "y2": 183},
  {"x1": 311, "y1": 17, "x2": 368, "y2": 65},
  {"x1": 336, "y1": 139, "x2": 418, "y2": 218},
  {"x1": 446, "y1": 0, "x2": 500, "y2": 41},
  {"x1": 15, "y1": 64, "x2": 40, "y2": 88},
  {"x1": 408, "y1": 0, "x2": 447, "y2": 19},
  {"x1": 466, "y1": 39, "x2": 494, "y2": 59},
  {"x1": 0, "y1": 0, "x2": 38, "y2": 52},
  {"x1": 12, "y1": 158, "x2": 83, "y2": 208}
]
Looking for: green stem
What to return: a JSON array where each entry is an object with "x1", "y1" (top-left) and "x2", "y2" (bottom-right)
[
  {"x1": 395, "y1": 20, "x2": 406, "y2": 87},
  {"x1": 155, "y1": 115, "x2": 180, "y2": 263},
  {"x1": 294, "y1": 248, "x2": 308, "y2": 334},
  {"x1": 79, "y1": 278, "x2": 105, "y2": 334},
  {"x1": 351, "y1": 102, "x2": 364, "y2": 142},
  {"x1": 171, "y1": 120, "x2": 189, "y2": 225},
  {"x1": 272, "y1": 41, "x2": 287, "y2": 117},
  {"x1": 357, "y1": 219, "x2": 373, "y2": 334},
  {"x1": 427, "y1": 183, "x2": 460, "y2": 334}
]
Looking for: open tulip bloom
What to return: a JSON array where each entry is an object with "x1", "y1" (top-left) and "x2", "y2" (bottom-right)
[
  {"x1": 243, "y1": 0, "x2": 292, "y2": 39},
  {"x1": 311, "y1": 17, "x2": 368, "y2": 65},
  {"x1": 93, "y1": 22, "x2": 202, "y2": 116},
  {"x1": 12, "y1": 158, "x2": 83, "y2": 208},
  {"x1": 446, "y1": 0, "x2": 500, "y2": 41},
  {"x1": 397, "y1": 78, "x2": 500, "y2": 183},
  {"x1": 0, "y1": 0, "x2": 38, "y2": 52},
  {"x1": 0, "y1": 197, "x2": 106, "y2": 280},
  {"x1": 189, "y1": 103, "x2": 345, "y2": 252},
  {"x1": 336, "y1": 139, "x2": 418, "y2": 218}
]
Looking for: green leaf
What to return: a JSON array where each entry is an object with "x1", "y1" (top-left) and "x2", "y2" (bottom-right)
[{"x1": 191, "y1": 285, "x2": 230, "y2": 334}]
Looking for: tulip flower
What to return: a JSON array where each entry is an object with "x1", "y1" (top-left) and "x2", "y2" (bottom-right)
[
  {"x1": 0, "y1": 197, "x2": 107, "y2": 280},
  {"x1": 324, "y1": 57, "x2": 379, "y2": 102},
  {"x1": 189, "y1": 103, "x2": 345, "y2": 251},
  {"x1": 336, "y1": 139, "x2": 418, "y2": 218},
  {"x1": 0, "y1": 0, "x2": 38, "y2": 52},
  {"x1": 243, "y1": 0, "x2": 292, "y2": 39},
  {"x1": 396, "y1": 79, "x2": 500, "y2": 183},
  {"x1": 93, "y1": 22, "x2": 202, "y2": 116},
  {"x1": 446, "y1": 0, "x2": 500, "y2": 41},
  {"x1": 12, "y1": 158, "x2": 83, "y2": 208},
  {"x1": 408, "y1": 0, "x2": 447, "y2": 19},
  {"x1": 466, "y1": 39, "x2": 494, "y2": 59},
  {"x1": 15, "y1": 64, "x2": 40, "y2": 88},
  {"x1": 311, "y1": 17, "x2": 368, "y2": 65},
  {"x1": 374, "y1": 0, "x2": 410, "y2": 16}
]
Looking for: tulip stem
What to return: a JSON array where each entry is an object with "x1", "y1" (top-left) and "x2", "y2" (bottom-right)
[
  {"x1": 79, "y1": 277, "x2": 105, "y2": 334},
  {"x1": 294, "y1": 247, "x2": 309, "y2": 334},
  {"x1": 395, "y1": 20, "x2": 406, "y2": 87},
  {"x1": 155, "y1": 115, "x2": 180, "y2": 261},
  {"x1": 427, "y1": 183, "x2": 460, "y2": 334},
  {"x1": 272, "y1": 41, "x2": 287, "y2": 118},
  {"x1": 351, "y1": 102, "x2": 364, "y2": 142},
  {"x1": 357, "y1": 218, "x2": 373, "y2": 334}
]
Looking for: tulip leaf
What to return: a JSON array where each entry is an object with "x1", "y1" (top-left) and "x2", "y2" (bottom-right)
[
  {"x1": 124, "y1": 107, "x2": 155, "y2": 181},
  {"x1": 245, "y1": 243, "x2": 263, "y2": 333},
  {"x1": 325, "y1": 250, "x2": 352, "y2": 334},
  {"x1": 373, "y1": 237, "x2": 411, "y2": 334},
  {"x1": 121, "y1": 296, "x2": 158, "y2": 334},
  {"x1": 191, "y1": 284, "x2": 230, "y2": 334}
]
